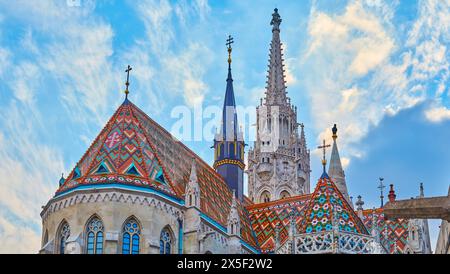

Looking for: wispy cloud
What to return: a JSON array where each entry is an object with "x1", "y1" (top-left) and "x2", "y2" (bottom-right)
[{"x1": 299, "y1": 0, "x2": 449, "y2": 162}]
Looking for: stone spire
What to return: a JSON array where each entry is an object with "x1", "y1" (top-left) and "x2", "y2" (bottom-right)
[
  {"x1": 264, "y1": 8, "x2": 288, "y2": 106},
  {"x1": 328, "y1": 124, "x2": 351, "y2": 205},
  {"x1": 185, "y1": 159, "x2": 200, "y2": 208},
  {"x1": 227, "y1": 190, "x2": 241, "y2": 237}
]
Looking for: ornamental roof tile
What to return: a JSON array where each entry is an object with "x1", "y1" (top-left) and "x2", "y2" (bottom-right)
[
  {"x1": 246, "y1": 194, "x2": 311, "y2": 253},
  {"x1": 57, "y1": 99, "x2": 258, "y2": 250},
  {"x1": 361, "y1": 208, "x2": 410, "y2": 253},
  {"x1": 299, "y1": 174, "x2": 368, "y2": 235}
]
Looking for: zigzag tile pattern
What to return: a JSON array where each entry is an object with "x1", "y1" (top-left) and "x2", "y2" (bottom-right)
[
  {"x1": 362, "y1": 209, "x2": 409, "y2": 253},
  {"x1": 246, "y1": 195, "x2": 311, "y2": 253}
]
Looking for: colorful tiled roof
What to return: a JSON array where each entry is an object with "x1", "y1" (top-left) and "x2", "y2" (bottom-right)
[
  {"x1": 299, "y1": 173, "x2": 368, "y2": 235},
  {"x1": 57, "y1": 99, "x2": 177, "y2": 197},
  {"x1": 247, "y1": 194, "x2": 311, "y2": 253},
  {"x1": 57, "y1": 99, "x2": 258, "y2": 250},
  {"x1": 361, "y1": 208, "x2": 409, "y2": 253}
]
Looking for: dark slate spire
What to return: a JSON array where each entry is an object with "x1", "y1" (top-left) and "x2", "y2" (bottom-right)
[
  {"x1": 221, "y1": 35, "x2": 238, "y2": 141},
  {"x1": 214, "y1": 35, "x2": 245, "y2": 201}
]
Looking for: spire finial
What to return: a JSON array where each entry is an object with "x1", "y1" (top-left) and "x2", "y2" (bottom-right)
[
  {"x1": 318, "y1": 139, "x2": 331, "y2": 173},
  {"x1": 378, "y1": 177, "x2": 385, "y2": 207},
  {"x1": 271, "y1": 8, "x2": 282, "y2": 31},
  {"x1": 332, "y1": 124, "x2": 338, "y2": 140},
  {"x1": 388, "y1": 184, "x2": 396, "y2": 203},
  {"x1": 124, "y1": 65, "x2": 132, "y2": 99},
  {"x1": 226, "y1": 35, "x2": 234, "y2": 67},
  {"x1": 356, "y1": 195, "x2": 364, "y2": 210}
]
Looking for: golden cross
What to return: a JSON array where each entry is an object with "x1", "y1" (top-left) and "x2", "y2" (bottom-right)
[
  {"x1": 317, "y1": 139, "x2": 331, "y2": 172},
  {"x1": 226, "y1": 35, "x2": 234, "y2": 65},
  {"x1": 124, "y1": 65, "x2": 132, "y2": 99}
]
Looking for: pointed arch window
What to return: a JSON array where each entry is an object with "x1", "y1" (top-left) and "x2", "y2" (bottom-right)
[
  {"x1": 85, "y1": 216, "x2": 104, "y2": 254},
  {"x1": 57, "y1": 221, "x2": 70, "y2": 254},
  {"x1": 159, "y1": 227, "x2": 173, "y2": 254},
  {"x1": 261, "y1": 191, "x2": 271, "y2": 203},
  {"x1": 122, "y1": 218, "x2": 141, "y2": 254},
  {"x1": 280, "y1": 190, "x2": 290, "y2": 199}
]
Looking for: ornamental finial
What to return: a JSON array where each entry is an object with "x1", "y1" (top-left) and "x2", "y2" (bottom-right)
[
  {"x1": 270, "y1": 8, "x2": 282, "y2": 31},
  {"x1": 226, "y1": 35, "x2": 234, "y2": 67},
  {"x1": 332, "y1": 124, "x2": 338, "y2": 140},
  {"x1": 124, "y1": 65, "x2": 132, "y2": 99}
]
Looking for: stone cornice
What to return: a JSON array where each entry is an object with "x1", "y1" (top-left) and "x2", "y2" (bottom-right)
[{"x1": 41, "y1": 188, "x2": 184, "y2": 222}]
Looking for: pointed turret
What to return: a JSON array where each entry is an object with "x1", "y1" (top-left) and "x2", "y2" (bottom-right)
[
  {"x1": 264, "y1": 8, "x2": 288, "y2": 106},
  {"x1": 227, "y1": 190, "x2": 241, "y2": 237},
  {"x1": 328, "y1": 124, "x2": 351, "y2": 204},
  {"x1": 185, "y1": 159, "x2": 200, "y2": 208},
  {"x1": 214, "y1": 36, "x2": 245, "y2": 200}
]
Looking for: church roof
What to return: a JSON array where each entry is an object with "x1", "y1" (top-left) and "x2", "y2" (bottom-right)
[
  {"x1": 246, "y1": 194, "x2": 311, "y2": 253},
  {"x1": 57, "y1": 99, "x2": 178, "y2": 197},
  {"x1": 361, "y1": 208, "x2": 409, "y2": 253},
  {"x1": 299, "y1": 173, "x2": 368, "y2": 235},
  {"x1": 57, "y1": 98, "x2": 258, "y2": 250}
]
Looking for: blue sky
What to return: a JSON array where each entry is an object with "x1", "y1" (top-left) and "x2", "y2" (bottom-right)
[{"x1": 0, "y1": 0, "x2": 448, "y2": 253}]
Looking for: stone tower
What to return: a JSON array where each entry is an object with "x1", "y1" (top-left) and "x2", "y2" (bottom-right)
[
  {"x1": 247, "y1": 9, "x2": 310, "y2": 203},
  {"x1": 213, "y1": 36, "x2": 245, "y2": 200}
]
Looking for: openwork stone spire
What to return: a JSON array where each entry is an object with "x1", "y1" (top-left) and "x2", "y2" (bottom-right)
[{"x1": 265, "y1": 8, "x2": 288, "y2": 106}]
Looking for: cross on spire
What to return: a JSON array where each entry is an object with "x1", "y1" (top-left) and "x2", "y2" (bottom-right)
[
  {"x1": 378, "y1": 177, "x2": 385, "y2": 207},
  {"x1": 124, "y1": 65, "x2": 132, "y2": 99},
  {"x1": 318, "y1": 139, "x2": 331, "y2": 173},
  {"x1": 226, "y1": 35, "x2": 234, "y2": 66}
]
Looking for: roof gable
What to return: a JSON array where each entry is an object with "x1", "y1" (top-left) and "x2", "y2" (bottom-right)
[
  {"x1": 57, "y1": 100, "x2": 177, "y2": 197},
  {"x1": 300, "y1": 175, "x2": 368, "y2": 235}
]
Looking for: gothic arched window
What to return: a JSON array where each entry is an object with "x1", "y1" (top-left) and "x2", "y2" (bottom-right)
[
  {"x1": 280, "y1": 191, "x2": 290, "y2": 199},
  {"x1": 159, "y1": 227, "x2": 173, "y2": 254},
  {"x1": 57, "y1": 220, "x2": 70, "y2": 254},
  {"x1": 261, "y1": 191, "x2": 271, "y2": 203},
  {"x1": 229, "y1": 143, "x2": 235, "y2": 157},
  {"x1": 85, "y1": 216, "x2": 104, "y2": 254},
  {"x1": 122, "y1": 217, "x2": 141, "y2": 254}
]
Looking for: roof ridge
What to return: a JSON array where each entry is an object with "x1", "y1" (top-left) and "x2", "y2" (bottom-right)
[
  {"x1": 128, "y1": 101, "x2": 230, "y2": 185},
  {"x1": 128, "y1": 102, "x2": 179, "y2": 197},
  {"x1": 246, "y1": 193, "x2": 312, "y2": 210},
  {"x1": 57, "y1": 101, "x2": 124, "y2": 192}
]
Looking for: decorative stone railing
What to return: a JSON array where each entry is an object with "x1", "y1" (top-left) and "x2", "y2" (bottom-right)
[{"x1": 294, "y1": 231, "x2": 387, "y2": 254}]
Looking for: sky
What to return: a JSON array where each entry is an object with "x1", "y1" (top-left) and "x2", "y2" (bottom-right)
[{"x1": 0, "y1": 0, "x2": 448, "y2": 253}]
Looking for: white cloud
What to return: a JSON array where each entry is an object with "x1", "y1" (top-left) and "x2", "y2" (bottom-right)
[
  {"x1": 299, "y1": 0, "x2": 449, "y2": 166},
  {"x1": 134, "y1": 0, "x2": 213, "y2": 108},
  {"x1": 424, "y1": 106, "x2": 450, "y2": 123},
  {"x1": 0, "y1": 103, "x2": 65, "y2": 253}
]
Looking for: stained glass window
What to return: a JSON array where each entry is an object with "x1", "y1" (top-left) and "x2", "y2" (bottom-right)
[
  {"x1": 122, "y1": 218, "x2": 140, "y2": 254},
  {"x1": 58, "y1": 221, "x2": 70, "y2": 254},
  {"x1": 159, "y1": 227, "x2": 172, "y2": 254},
  {"x1": 86, "y1": 216, "x2": 104, "y2": 254}
]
